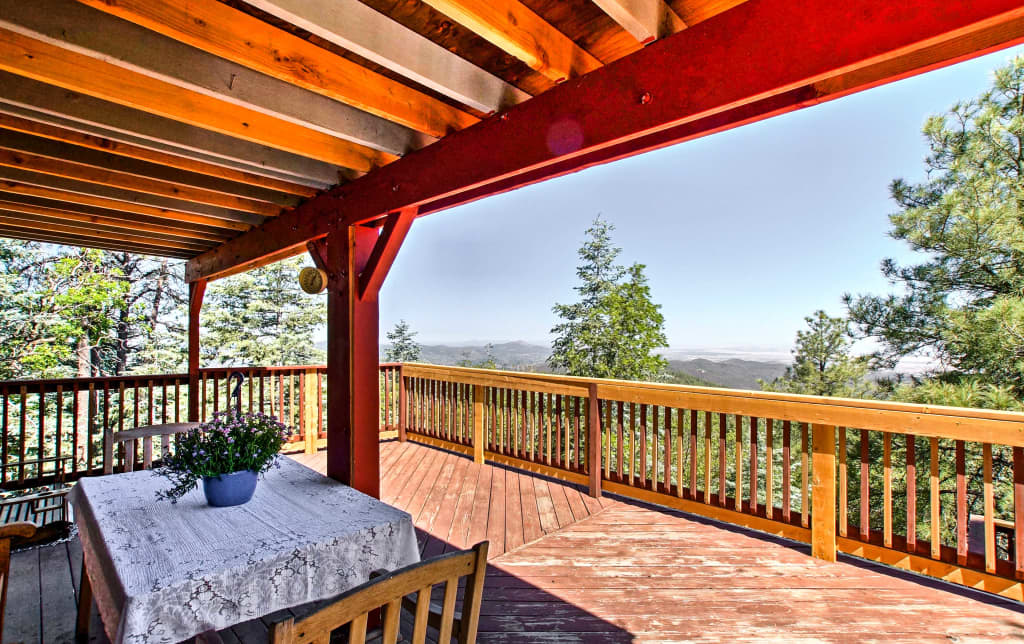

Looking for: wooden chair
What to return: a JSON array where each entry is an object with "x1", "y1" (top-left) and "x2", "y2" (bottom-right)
[
  {"x1": 1, "y1": 522, "x2": 36, "y2": 637},
  {"x1": 270, "y1": 541, "x2": 489, "y2": 644},
  {"x1": 113, "y1": 422, "x2": 200, "y2": 471}
]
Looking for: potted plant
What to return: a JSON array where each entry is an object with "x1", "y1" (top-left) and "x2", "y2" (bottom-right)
[{"x1": 156, "y1": 410, "x2": 291, "y2": 506}]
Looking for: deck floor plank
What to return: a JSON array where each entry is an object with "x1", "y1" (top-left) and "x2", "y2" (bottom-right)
[{"x1": 9, "y1": 439, "x2": 1024, "y2": 642}]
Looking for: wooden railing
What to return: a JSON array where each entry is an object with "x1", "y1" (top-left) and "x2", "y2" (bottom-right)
[
  {"x1": 388, "y1": 363, "x2": 1024, "y2": 601},
  {"x1": 0, "y1": 364, "x2": 403, "y2": 489}
]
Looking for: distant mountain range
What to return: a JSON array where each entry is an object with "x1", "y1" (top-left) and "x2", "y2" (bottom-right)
[{"x1": 377, "y1": 341, "x2": 789, "y2": 390}]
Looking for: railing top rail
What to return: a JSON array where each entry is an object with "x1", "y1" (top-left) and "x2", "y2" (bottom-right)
[
  {"x1": 198, "y1": 365, "x2": 327, "y2": 373},
  {"x1": 399, "y1": 362, "x2": 1024, "y2": 446},
  {"x1": 0, "y1": 373, "x2": 188, "y2": 390}
]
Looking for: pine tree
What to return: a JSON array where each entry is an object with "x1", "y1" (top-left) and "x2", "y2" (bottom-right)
[
  {"x1": 384, "y1": 319, "x2": 421, "y2": 362},
  {"x1": 202, "y1": 256, "x2": 325, "y2": 366},
  {"x1": 549, "y1": 217, "x2": 667, "y2": 380},
  {"x1": 762, "y1": 311, "x2": 872, "y2": 397}
]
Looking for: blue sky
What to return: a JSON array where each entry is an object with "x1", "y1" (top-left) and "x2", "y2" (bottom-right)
[{"x1": 376, "y1": 46, "x2": 1024, "y2": 353}]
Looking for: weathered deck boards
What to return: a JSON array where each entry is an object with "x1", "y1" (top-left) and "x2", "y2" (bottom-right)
[
  {"x1": 289, "y1": 439, "x2": 617, "y2": 560},
  {"x1": 7, "y1": 439, "x2": 1024, "y2": 642}
]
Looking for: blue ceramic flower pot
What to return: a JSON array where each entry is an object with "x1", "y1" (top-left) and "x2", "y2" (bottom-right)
[{"x1": 202, "y1": 469, "x2": 258, "y2": 507}]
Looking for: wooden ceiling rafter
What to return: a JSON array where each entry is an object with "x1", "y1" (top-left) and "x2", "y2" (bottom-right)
[
  {"x1": 591, "y1": 0, "x2": 686, "y2": 42},
  {"x1": 0, "y1": 211, "x2": 215, "y2": 252},
  {"x1": 73, "y1": 0, "x2": 481, "y2": 139},
  {"x1": 244, "y1": 0, "x2": 531, "y2": 114},
  {"x1": 421, "y1": 0, "x2": 604, "y2": 81},
  {"x1": 0, "y1": 224, "x2": 202, "y2": 258},
  {"x1": 0, "y1": 28, "x2": 396, "y2": 174},
  {"x1": 0, "y1": 74, "x2": 344, "y2": 188},
  {"x1": 0, "y1": 197, "x2": 233, "y2": 243}
]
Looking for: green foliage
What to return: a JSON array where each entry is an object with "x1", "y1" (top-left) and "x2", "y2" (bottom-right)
[
  {"x1": 202, "y1": 256, "x2": 325, "y2": 366},
  {"x1": 762, "y1": 311, "x2": 873, "y2": 397},
  {"x1": 155, "y1": 410, "x2": 290, "y2": 502},
  {"x1": 845, "y1": 56, "x2": 1024, "y2": 395},
  {"x1": 549, "y1": 217, "x2": 668, "y2": 381},
  {"x1": 385, "y1": 319, "x2": 421, "y2": 362}
]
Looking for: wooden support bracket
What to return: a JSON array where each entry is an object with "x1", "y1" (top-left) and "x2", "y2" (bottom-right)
[{"x1": 358, "y1": 208, "x2": 415, "y2": 300}]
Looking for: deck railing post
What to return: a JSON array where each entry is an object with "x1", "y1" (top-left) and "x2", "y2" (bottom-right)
[
  {"x1": 811, "y1": 423, "x2": 837, "y2": 562},
  {"x1": 398, "y1": 365, "x2": 408, "y2": 442},
  {"x1": 587, "y1": 383, "x2": 601, "y2": 498},
  {"x1": 473, "y1": 384, "x2": 484, "y2": 464}
]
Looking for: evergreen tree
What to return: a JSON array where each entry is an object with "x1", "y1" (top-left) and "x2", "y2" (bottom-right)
[
  {"x1": 762, "y1": 311, "x2": 873, "y2": 397},
  {"x1": 202, "y1": 256, "x2": 325, "y2": 366},
  {"x1": 384, "y1": 319, "x2": 421, "y2": 362},
  {"x1": 549, "y1": 217, "x2": 667, "y2": 380},
  {"x1": 845, "y1": 56, "x2": 1024, "y2": 394}
]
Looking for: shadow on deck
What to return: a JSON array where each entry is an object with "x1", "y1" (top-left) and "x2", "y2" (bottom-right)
[{"x1": 8, "y1": 439, "x2": 1024, "y2": 642}]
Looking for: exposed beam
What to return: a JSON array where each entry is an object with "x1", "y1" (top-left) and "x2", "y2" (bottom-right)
[
  {"x1": 75, "y1": 0, "x2": 479, "y2": 139},
  {"x1": 0, "y1": 133, "x2": 293, "y2": 214},
  {"x1": 0, "y1": 195, "x2": 232, "y2": 243},
  {"x1": 0, "y1": 112, "x2": 317, "y2": 198},
  {"x1": 187, "y1": 0, "x2": 1024, "y2": 283},
  {"x1": 0, "y1": 210, "x2": 214, "y2": 251},
  {"x1": 0, "y1": 0, "x2": 426, "y2": 158},
  {"x1": 0, "y1": 226, "x2": 196, "y2": 259},
  {"x1": 358, "y1": 209, "x2": 416, "y2": 299},
  {"x1": 0, "y1": 180, "x2": 251, "y2": 233},
  {"x1": 0, "y1": 75, "x2": 341, "y2": 187},
  {"x1": 0, "y1": 28, "x2": 396, "y2": 173},
  {"x1": 245, "y1": 0, "x2": 529, "y2": 114},
  {"x1": 421, "y1": 0, "x2": 603, "y2": 81},
  {"x1": 592, "y1": 0, "x2": 686, "y2": 43},
  {"x1": 0, "y1": 167, "x2": 264, "y2": 227}
]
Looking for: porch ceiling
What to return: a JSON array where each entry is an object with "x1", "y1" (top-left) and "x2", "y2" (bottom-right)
[{"x1": 0, "y1": 0, "x2": 1021, "y2": 265}]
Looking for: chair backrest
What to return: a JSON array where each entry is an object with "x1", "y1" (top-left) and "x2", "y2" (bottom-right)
[
  {"x1": 113, "y1": 422, "x2": 200, "y2": 471},
  {"x1": 0, "y1": 522, "x2": 36, "y2": 637},
  {"x1": 270, "y1": 541, "x2": 489, "y2": 644}
]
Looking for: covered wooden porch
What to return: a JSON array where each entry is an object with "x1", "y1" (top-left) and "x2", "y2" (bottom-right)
[{"x1": 9, "y1": 439, "x2": 1024, "y2": 643}]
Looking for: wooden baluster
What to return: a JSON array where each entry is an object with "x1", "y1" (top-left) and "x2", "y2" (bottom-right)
[
  {"x1": 907, "y1": 435, "x2": 917, "y2": 553},
  {"x1": 766, "y1": 418, "x2": 774, "y2": 520},
  {"x1": 719, "y1": 413, "x2": 727, "y2": 507},
  {"x1": 861, "y1": 429, "x2": 871, "y2": 542},
  {"x1": 782, "y1": 420, "x2": 791, "y2": 523},
  {"x1": 677, "y1": 409, "x2": 685, "y2": 498},
  {"x1": 71, "y1": 383, "x2": 79, "y2": 475},
  {"x1": 55, "y1": 386, "x2": 63, "y2": 480},
  {"x1": 19, "y1": 385, "x2": 27, "y2": 482},
  {"x1": 521, "y1": 390, "x2": 528, "y2": 459},
  {"x1": 749, "y1": 416, "x2": 758, "y2": 516},
  {"x1": 174, "y1": 379, "x2": 181, "y2": 424},
  {"x1": 575, "y1": 396, "x2": 584, "y2": 471},
  {"x1": 930, "y1": 436, "x2": 940, "y2": 559},
  {"x1": 622, "y1": 399, "x2": 630, "y2": 485},
  {"x1": 213, "y1": 372, "x2": 220, "y2": 415},
  {"x1": 956, "y1": 440, "x2": 967, "y2": 565},
  {"x1": 1014, "y1": 446, "x2": 1024, "y2": 578},
  {"x1": 277, "y1": 373, "x2": 284, "y2": 423},
  {"x1": 984, "y1": 442, "x2": 995, "y2": 573},
  {"x1": 1, "y1": 389, "x2": 7, "y2": 484},
  {"x1": 162, "y1": 381, "x2": 168, "y2": 424},
  {"x1": 801, "y1": 423, "x2": 810, "y2": 529},
  {"x1": 147, "y1": 379, "x2": 154, "y2": 426},
  {"x1": 258, "y1": 375, "x2": 265, "y2": 415},
  {"x1": 616, "y1": 402, "x2": 624, "y2": 481},
  {"x1": 102, "y1": 382, "x2": 111, "y2": 475},
  {"x1": 248, "y1": 369, "x2": 255, "y2": 413},
  {"x1": 689, "y1": 410, "x2": 698, "y2": 499},
  {"x1": 839, "y1": 427, "x2": 847, "y2": 537},
  {"x1": 606, "y1": 398, "x2": 613, "y2": 480},
  {"x1": 651, "y1": 405, "x2": 659, "y2": 489},
  {"x1": 735, "y1": 416, "x2": 744, "y2": 512},
  {"x1": 704, "y1": 412, "x2": 712, "y2": 504},
  {"x1": 639, "y1": 404, "x2": 648, "y2": 488},
  {"x1": 289, "y1": 372, "x2": 296, "y2": 431},
  {"x1": 87, "y1": 383, "x2": 95, "y2": 474},
  {"x1": 318, "y1": 371, "x2": 325, "y2": 440},
  {"x1": 133, "y1": 381, "x2": 140, "y2": 429},
  {"x1": 884, "y1": 432, "x2": 893, "y2": 549},
  {"x1": 37, "y1": 384, "x2": 46, "y2": 481}
]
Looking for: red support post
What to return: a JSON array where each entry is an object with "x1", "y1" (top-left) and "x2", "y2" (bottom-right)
[
  {"x1": 587, "y1": 383, "x2": 601, "y2": 499},
  {"x1": 187, "y1": 279, "x2": 206, "y2": 423}
]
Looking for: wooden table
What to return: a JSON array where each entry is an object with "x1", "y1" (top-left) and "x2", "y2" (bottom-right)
[{"x1": 71, "y1": 458, "x2": 419, "y2": 644}]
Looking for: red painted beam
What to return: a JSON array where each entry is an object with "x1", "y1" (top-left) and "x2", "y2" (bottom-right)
[
  {"x1": 358, "y1": 208, "x2": 416, "y2": 300},
  {"x1": 186, "y1": 0, "x2": 1024, "y2": 283}
]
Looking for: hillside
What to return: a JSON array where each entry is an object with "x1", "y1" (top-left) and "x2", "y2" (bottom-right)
[{"x1": 667, "y1": 358, "x2": 787, "y2": 390}]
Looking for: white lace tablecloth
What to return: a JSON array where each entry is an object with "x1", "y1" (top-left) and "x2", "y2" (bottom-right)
[{"x1": 70, "y1": 457, "x2": 419, "y2": 644}]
